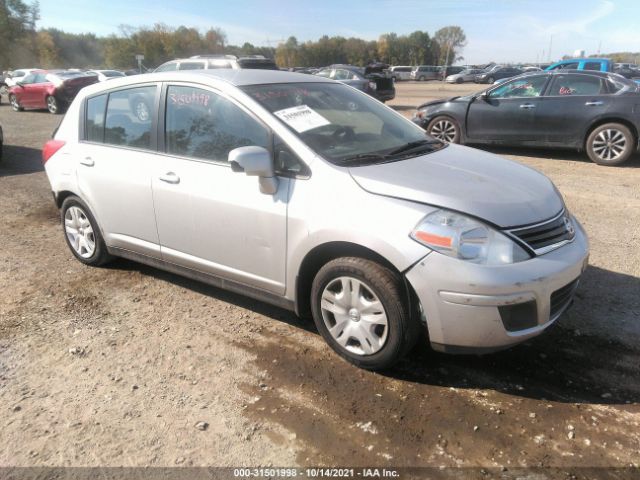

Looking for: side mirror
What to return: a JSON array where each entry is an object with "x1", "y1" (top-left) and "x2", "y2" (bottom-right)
[
  {"x1": 478, "y1": 91, "x2": 489, "y2": 102},
  {"x1": 229, "y1": 146, "x2": 279, "y2": 195}
]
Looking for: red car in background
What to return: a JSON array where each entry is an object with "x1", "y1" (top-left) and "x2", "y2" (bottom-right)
[{"x1": 8, "y1": 70, "x2": 98, "y2": 114}]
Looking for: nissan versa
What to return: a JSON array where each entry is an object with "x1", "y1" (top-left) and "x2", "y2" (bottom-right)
[{"x1": 42, "y1": 70, "x2": 589, "y2": 370}]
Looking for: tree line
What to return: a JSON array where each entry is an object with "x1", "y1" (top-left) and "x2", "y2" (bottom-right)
[{"x1": 1, "y1": 0, "x2": 467, "y2": 71}]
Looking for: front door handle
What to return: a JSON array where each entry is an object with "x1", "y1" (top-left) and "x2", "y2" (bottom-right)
[
  {"x1": 79, "y1": 157, "x2": 94, "y2": 167},
  {"x1": 159, "y1": 172, "x2": 180, "y2": 184},
  {"x1": 519, "y1": 103, "x2": 536, "y2": 109},
  {"x1": 585, "y1": 101, "x2": 604, "y2": 106}
]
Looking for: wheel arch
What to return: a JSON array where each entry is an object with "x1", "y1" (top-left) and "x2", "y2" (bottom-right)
[
  {"x1": 584, "y1": 117, "x2": 639, "y2": 151},
  {"x1": 294, "y1": 241, "x2": 421, "y2": 324}
]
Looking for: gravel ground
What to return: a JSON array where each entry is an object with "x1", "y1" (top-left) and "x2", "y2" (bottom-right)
[{"x1": 0, "y1": 82, "x2": 639, "y2": 473}]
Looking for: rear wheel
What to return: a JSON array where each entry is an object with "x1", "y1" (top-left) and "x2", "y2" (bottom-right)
[
  {"x1": 311, "y1": 257, "x2": 420, "y2": 370},
  {"x1": 586, "y1": 123, "x2": 635, "y2": 166},
  {"x1": 418, "y1": 75, "x2": 425, "y2": 81},
  {"x1": 46, "y1": 95, "x2": 62, "y2": 114},
  {"x1": 487, "y1": 76, "x2": 495, "y2": 84},
  {"x1": 456, "y1": 77, "x2": 463, "y2": 84},
  {"x1": 427, "y1": 116, "x2": 461, "y2": 143},
  {"x1": 9, "y1": 94, "x2": 23, "y2": 111},
  {"x1": 60, "y1": 196, "x2": 113, "y2": 266}
]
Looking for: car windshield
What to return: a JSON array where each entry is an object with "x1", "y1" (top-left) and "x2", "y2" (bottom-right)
[{"x1": 242, "y1": 82, "x2": 444, "y2": 166}]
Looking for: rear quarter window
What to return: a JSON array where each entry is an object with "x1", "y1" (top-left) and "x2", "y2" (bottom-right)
[{"x1": 86, "y1": 94, "x2": 107, "y2": 142}]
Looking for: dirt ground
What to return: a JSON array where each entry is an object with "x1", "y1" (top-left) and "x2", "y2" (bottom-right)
[{"x1": 0, "y1": 82, "x2": 639, "y2": 475}]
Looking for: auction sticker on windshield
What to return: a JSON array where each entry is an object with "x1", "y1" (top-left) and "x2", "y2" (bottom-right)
[{"x1": 274, "y1": 105, "x2": 330, "y2": 132}]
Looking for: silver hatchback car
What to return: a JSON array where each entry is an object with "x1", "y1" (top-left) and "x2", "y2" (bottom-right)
[{"x1": 43, "y1": 70, "x2": 589, "y2": 370}]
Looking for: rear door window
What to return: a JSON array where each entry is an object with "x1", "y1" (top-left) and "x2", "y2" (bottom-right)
[
  {"x1": 583, "y1": 62, "x2": 603, "y2": 71},
  {"x1": 104, "y1": 86, "x2": 156, "y2": 149},
  {"x1": 164, "y1": 85, "x2": 269, "y2": 163},
  {"x1": 547, "y1": 75, "x2": 607, "y2": 96},
  {"x1": 178, "y1": 62, "x2": 205, "y2": 70}
]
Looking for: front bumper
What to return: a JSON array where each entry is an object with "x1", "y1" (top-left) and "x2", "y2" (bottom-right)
[{"x1": 405, "y1": 218, "x2": 589, "y2": 353}]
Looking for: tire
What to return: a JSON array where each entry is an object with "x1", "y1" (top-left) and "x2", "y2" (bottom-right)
[
  {"x1": 487, "y1": 77, "x2": 495, "y2": 84},
  {"x1": 586, "y1": 123, "x2": 635, "y2": 166},
  {"x1": 456, "y1": 77, "x2": 463, "y2": 84},
  {"x1": 427, "y1": 115, "x2": 461, "y2": 143},
  {"x1": 310, "y1": 257, "x2": 420, "y2": 370},
  {"x1": 46, "y1": 95, "x2": 62, "y2": 114},
  {"x1": 418, "y1": 75, "x2": 425, "y2": 81},
  {"x1": 9, "y1": 94, "x2": 23, "y2": 112},
  {"x1": 60, "y1": 196, "x2": 113, "y2": 266}
]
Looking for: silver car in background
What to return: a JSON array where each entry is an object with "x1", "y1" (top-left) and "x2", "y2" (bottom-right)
[
  {"x1": 446, "y1": 68, "x2": 484, "y2": 84},
  {"x1": 43, "y1": 70, "x2": 589, "y2": 370}
]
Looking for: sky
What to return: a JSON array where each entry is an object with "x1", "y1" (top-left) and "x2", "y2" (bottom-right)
[{"x1": 36, "y1": 0, "x2": 640, "y2": 64}]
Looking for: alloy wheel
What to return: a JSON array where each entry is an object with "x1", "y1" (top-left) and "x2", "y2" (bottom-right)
[
  {"x1": 430, "y1": 119, "x2": 457, "y2": 142},
  {"x1": 64, "y1": 206, "x2": 96, "y2": 258},
  {"x1": 47, "y1": 96, "x2": 58, "y2": 114},
  {"x1": 592, "y1": 129, "x2": 627, "y2": 162},
  {"x1": 135, "y1": 102, "x2": 150, "y2": 121},
  {"x1": 10, "y1": 95, "x2": 20, "y2": 111},
  {"x1": 320, "y1": 276, "x2": 388, "y2": 356}
]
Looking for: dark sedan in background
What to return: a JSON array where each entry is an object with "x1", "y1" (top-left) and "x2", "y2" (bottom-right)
[
  {"x1": 315, "y1": 64, "x2": 395, "y2": 102},
  {"x1": 413, "y1": 70, "x2": 640, "y2": 166},
  {"x1": 475, "y1": 66, "x2": 523, "y2": 84}
]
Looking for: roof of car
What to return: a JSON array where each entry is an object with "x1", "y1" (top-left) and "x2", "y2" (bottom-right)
[{"x1": 78, "y1": 69, "x2": 335, "y2": 97}]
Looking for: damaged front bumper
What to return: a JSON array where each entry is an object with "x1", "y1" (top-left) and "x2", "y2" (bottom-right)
[{"x1": 405, "y1": 219, "x2": 590, "y2": 353}]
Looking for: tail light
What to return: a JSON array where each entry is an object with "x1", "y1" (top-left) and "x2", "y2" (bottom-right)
[{"x1": 42, "y1": 140, "x2": 66, "y2": 164}]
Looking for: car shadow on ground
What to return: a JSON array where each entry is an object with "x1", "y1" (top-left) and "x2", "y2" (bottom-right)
[
  {"x1": 0, "y1": 145, "x2": 44, "y2": 177},
  {"x1": 107, "y1": 258, "x2": 639, "y2": 406}
]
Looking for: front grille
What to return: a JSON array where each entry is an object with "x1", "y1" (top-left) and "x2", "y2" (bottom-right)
[
  {"x1": 550, "y1": 277, "x2": 580, "y2": 319},
  {"x1": 508, "y1": 211, "x2": 575, "y2": 254}
]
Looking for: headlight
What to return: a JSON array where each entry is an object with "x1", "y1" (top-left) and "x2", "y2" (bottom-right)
[{"x1": 410, "y1": 209, "x2": 531, "y2": 265}]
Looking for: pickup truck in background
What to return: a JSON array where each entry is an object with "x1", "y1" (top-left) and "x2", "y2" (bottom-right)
[{"x1": 546, "y1": 58, "x2": 640, "y2": 83}]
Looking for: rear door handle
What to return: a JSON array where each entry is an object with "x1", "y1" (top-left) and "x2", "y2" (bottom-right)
[
  {"x1": 519, "y1": 103, "x2": 536, "y2": 109},
  {"x1": 79, "y1": 157, "x2": 94, "y2": 167},
  {"x1": 159, "y1": 172, "x2": 180, "y2": 184},
  {"x1": 585, "y1": 101, "x2": 604, "y2": 106}
]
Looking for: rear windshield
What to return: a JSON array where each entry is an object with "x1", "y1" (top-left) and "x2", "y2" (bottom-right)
[{"x1": 238, "y1": 59, "x2": 278, "y2": 70}]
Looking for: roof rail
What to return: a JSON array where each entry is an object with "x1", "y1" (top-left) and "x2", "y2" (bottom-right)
[{"x1": 190, "y1": 54, "x2": 238, "y2": 60}]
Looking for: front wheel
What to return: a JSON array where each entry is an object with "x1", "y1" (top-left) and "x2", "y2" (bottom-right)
[
  {"x1": 586, "y1": 123, "x2": 635, "y2": 166},
  {"x1": 9, "y1": 94, "x2": 23, "y2": 111},
  {"x1": 487, "y1": 76, "x2": 495, "y2": 84},
  {"x1": 310, "y1": 257, "x2": 419, "y2": 370},
  {"x1": 61, "y1": 196, "x2": 113, "y2": 266},
  {"x1": 427, "y1": 116, "x2": 461, "y2": 143}
]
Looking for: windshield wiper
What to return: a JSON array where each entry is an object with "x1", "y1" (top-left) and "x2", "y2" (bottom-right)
[
  {"x1": 387, "y1": 139, "x2": 442, "y2": 156},
  {"x1": 337, "y1": 153, "x2": 392, "y2": 165}
]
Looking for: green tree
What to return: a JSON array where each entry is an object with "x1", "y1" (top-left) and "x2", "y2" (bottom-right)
[
  {"x1": 0, "y1": 0, "x2": 39, "y2": 69},
  {"x1": 433, "y1": 26, "x2": 466, "y2": 65}
]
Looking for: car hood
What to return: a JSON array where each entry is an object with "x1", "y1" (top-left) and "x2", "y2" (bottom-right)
[
  {"x1": 349, "y1": 144, "x2": 564, "y2": 228},
  {"x1": 417, "y1": 97, "x2": 459, "y2": 109}
]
